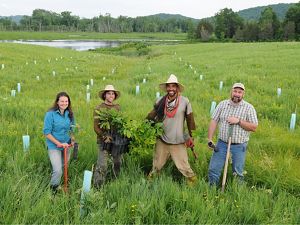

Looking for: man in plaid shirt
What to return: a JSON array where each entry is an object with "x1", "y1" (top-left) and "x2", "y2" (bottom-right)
[{"x1": 207, "y1": 83, "x2": 258, "y2": 186}]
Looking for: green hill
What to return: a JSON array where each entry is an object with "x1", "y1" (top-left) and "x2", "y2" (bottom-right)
[
  {"x1": 145, "y1": 13, "x2": 194, "y2": 20},
  {"x1": 148, "y1": 3, "x2": 296, "y2": 22},
  {"x1": 0, "y1": 2, "x2": 296, "y2": 27},
  {"x1": 237, "y1": 3, "x2": 295, "y2": 21}
]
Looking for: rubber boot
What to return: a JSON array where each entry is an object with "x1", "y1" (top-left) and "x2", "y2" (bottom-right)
[{"x1": 187, "y1": 175, "x2": 197, "y2": 187}]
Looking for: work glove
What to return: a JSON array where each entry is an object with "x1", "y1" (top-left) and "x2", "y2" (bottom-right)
[
  {"x1": 185, "y1": 137, "x2": 194, "y2": 148},
  {"x1": 102, "y1": 135, "x2": 113, "y2": 143}
]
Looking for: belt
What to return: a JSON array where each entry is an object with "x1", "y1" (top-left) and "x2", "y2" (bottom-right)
[{"x1": 219, "y1": 139, "x2": 243, "y2": 145}]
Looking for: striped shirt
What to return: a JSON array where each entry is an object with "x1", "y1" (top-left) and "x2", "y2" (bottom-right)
[{"x1": 212, "y1": 99, "x2": 258, "y2": 143}]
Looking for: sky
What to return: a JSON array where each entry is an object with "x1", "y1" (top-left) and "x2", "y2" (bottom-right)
[{"x1": 0, "y1": 0, "x2": 298, "y2": 19}]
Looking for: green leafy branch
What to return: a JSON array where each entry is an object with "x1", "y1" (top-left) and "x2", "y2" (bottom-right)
[{"x1": 94, "y1": 109, "x2": 163, "y2": 158}]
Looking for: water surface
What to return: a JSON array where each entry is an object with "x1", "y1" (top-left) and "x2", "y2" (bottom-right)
[{"x1": 1, "y1": 40, "x2": 120, "y2": 51}]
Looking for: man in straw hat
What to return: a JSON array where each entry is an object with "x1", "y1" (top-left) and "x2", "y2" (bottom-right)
[
  {"x1": 147, "y1": 74, "x2": 197, "y2": 185},
  {"x1": 207, "y1": 82, "x2": 258, "y2": 186},
  {"x1": 93, "y1": 84, "x2": 122, "y2": 188}
]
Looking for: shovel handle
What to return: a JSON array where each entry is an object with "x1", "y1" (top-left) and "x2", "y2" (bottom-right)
[
  {"x1": 221, "y1": 136, "x2": 232, "y2": 192},
  {"x1": 190, "y1": 147, "x2": 199, "y2": 159},
  {"x1": 63, "y1": 146, "x2": 68, "y2": 193},
  {"x1": 57, "y1": 144, "x2": 72, "y2": 193}
]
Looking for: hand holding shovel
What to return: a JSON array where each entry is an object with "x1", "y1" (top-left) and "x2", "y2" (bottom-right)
[
  {"x1": 208, "y1": 141, "x2": 218, "y2": 152},
  {"x1": 184, "y1": 133, "x2": 198, "y2": 159}
]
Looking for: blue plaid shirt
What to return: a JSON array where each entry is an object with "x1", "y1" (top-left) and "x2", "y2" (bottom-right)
[{"x1": 43, "y1": 109, "x2": 75, "y2": 150}]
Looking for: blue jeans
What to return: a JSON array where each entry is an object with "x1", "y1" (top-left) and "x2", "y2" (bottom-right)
[
  {"x1": 208, "y1": 139, "x2": 248, "y2": 186},
  {"x1": 48, "y1": 149, "x2": 71, "y2": 186}
]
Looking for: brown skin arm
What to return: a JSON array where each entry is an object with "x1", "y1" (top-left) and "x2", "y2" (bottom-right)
[{"x1": 186, "y1": 112, "x2": 196, "y2": 137}]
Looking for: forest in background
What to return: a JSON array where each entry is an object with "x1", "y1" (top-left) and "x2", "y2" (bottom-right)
[{"x1": 0, "y1": 2, "x2": 299, "y2": 41}]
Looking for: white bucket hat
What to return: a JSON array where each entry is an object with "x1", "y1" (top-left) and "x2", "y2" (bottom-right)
[
  {"x1": 98, "y1": 84, "x2": 120, "y2": 100},
  {"x1": 159, "y1": 74, "x2": 184, "y2": 92}
]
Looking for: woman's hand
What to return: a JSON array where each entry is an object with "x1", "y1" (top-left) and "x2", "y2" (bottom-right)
[{"x1": 57, "y1": 142, "x2": 71, "y2": 148}]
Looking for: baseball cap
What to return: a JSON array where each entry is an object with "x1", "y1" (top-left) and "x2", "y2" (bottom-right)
[{"x1": 232, "y1": 83, "x2": 245, "y2": 90}]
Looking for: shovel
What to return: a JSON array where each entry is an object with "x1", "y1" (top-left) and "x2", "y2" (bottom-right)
[
  {"x1": 57, "y1": 144, "x2": 72, "y2": 193},
  {"x1": 183, "y1": 133, "x2": 198, "y2": 160},
  {"x1": 221, "y1": 125, "x2": 233, "y2": 192}
]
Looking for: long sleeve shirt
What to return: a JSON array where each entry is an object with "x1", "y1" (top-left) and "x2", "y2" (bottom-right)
[{"x1": 43, "y1": 109, "x2": 75, "y2": 150}]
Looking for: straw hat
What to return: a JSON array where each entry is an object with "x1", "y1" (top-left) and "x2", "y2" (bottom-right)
[
  {"x1": 159, "y1": 74, "x2": 184, "y2": 92},
  {"x1": 98, "y1": 84, "x2": 120, "y2": 100}
]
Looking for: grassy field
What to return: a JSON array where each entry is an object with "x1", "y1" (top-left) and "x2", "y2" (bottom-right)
[
  {"x1": 0, "y1": 41, "x2": 300, "y2": 223},
  {"x1": 0, "y1": 31, "x2": 187, "y2": 41}
]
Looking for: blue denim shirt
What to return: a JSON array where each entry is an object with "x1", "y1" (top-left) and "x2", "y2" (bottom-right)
[{"x1": 43, "y1": 109, "x2": 75, "y2": 150}]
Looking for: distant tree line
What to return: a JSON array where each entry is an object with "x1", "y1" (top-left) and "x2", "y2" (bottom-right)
[
  {"x1": 0, "y1": 2, "x2": 299, "y2": 41},
  {"x1": 192, "y1": 3, "x2": 300, "y2": 41},
  {"x1": 0, "y1": 9, "x2": 193, "y2": 33}
]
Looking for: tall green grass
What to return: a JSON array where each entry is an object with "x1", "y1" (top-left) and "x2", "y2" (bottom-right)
[{"x1": 0, "y1": 42, "x2": 299, "y2": 223}]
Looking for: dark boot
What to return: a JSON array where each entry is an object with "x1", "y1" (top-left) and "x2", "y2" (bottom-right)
[{"x1": 50, "y1": 185, "x2": 59, "y2": 195}]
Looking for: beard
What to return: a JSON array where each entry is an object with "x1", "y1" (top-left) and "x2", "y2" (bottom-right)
[
  {"x1": 231, "y1": 96, "x2": 242, "y2": 103},
  {"x1": 168, "y1": 90, "x2": 177, "y2": 98}
]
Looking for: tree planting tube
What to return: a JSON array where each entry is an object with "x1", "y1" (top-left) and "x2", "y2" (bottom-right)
[
  {"x1": 290, "y1": 113, "x2": 296, "y2": 130},
  {"x1": 80, "y1": 170, "x2": 93, "y2": 217}
]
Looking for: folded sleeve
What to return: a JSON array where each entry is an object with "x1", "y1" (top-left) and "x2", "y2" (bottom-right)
[{"x1": 43, "y1": 112, "x2": 53, "y2": 135}]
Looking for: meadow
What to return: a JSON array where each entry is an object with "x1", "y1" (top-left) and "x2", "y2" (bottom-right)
[{"x1": 0, "y1": 41, "x2": 300, "y2": 223}]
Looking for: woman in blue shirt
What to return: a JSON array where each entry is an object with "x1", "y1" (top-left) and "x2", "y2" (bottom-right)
[{"x1": 43, "y1": 91, "x2": 75, "y2": 193}]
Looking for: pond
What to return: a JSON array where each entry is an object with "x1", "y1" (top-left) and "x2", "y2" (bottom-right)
[{"x1": 1, "y1": 40, "x2": 120, "y2": 51}]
